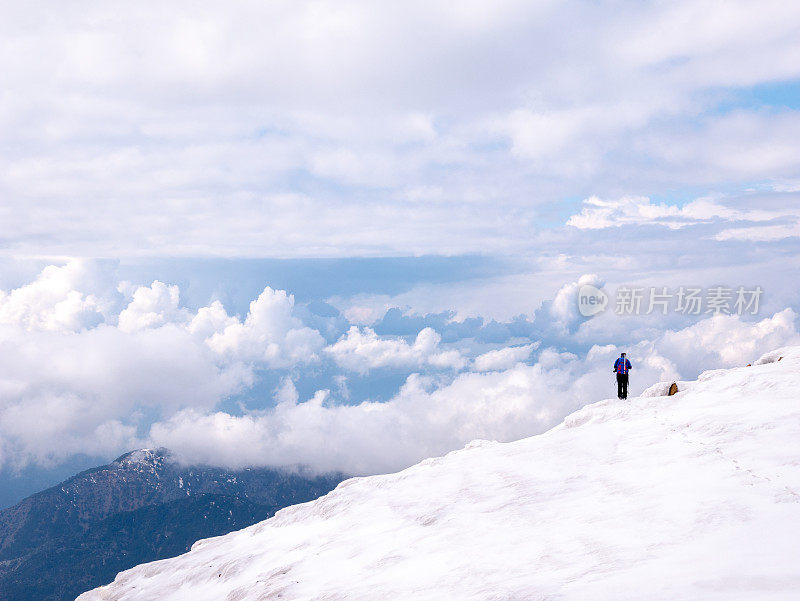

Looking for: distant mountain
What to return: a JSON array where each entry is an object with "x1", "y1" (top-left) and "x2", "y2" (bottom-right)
[{"x1": 0, "y1": 448, "x2": 345, "y2": 601}]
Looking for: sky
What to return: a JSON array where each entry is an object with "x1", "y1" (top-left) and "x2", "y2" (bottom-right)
[{"x1": 1, "y1": 0, "x2": 800, "y2": 507}]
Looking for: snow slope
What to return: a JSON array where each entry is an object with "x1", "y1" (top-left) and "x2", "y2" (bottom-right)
[{"x1": 78, "y1": 347, "x2": 800, "y2": 601}]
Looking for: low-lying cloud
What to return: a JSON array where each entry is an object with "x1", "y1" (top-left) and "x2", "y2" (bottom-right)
[
  {"x1": 151, "y1": 308, "x2": 800, "y2": 474},
  {"x1": 1, "y1": 262, "x2": 798, "y2": 476},
  {"x1": 325, "y1": 326, "x2": 465, "y2": 374}
]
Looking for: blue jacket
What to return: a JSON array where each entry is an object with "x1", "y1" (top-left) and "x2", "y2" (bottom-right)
[{"x1": 614, "y1": 357, "x2": 631, "y2": 374}]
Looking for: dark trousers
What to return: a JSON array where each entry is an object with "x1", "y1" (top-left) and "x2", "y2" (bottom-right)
[{"x1": 616, "y1": 373, "x2": 629, "y2": 399}]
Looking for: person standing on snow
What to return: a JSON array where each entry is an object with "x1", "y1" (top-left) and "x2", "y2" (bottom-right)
[{"x1": 614, "y1": 352, "x2": 632, "y2": 399}]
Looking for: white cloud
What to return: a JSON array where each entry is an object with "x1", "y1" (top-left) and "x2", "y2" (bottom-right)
[
  {"x1": 473, "y1": 344, "x2": 536, "y2": 372},
  {"x1": 0, "y1": 261, "x2": 105, "y2": 332},
  {"x1": 2, "y1": 260, "x2": 799, "y2": 476},
  {"x1": 118, "y1": 280, "x2": 186, "y2": 333},
  {"x1": 656, "y1": 308, "x2": 800, "y2": 372},
  {"x1": 205, "y1": 287, "x2": 325, "y2": 367},
  {"x1": 1, "y1": 2, "x2": 800, "y2": 257},
  {"x1": 506, "y1": 108, "x2": 593, "y2": 162},
  {"x1": 0, "y1": 263, "x2": 326, "y2": 468},
  {"x1": 325, "y1": 326, "x2": 465, "y2": 374},
  {"x1": 0, "y1": 322, "x2": 250, "y2": 468},
  {"x1": 645, "y1": 111, "x2": 800, "y2": 183},
  {"x1": 150, "y1": 349, "x2": 609, "y2": 474},
  {"x1": 188, "y1": 300, "x2": 239, "y2": 339},
  {"x1": 329, "y1": 263, "x2": 574, "y2": 324},
  {"x1": 566, "y1": 196, "x2": 685, "y2": 230},
  {"x1": 150, "y1": 307, "x2": 800, "y2": 475},
  {"x1": 714, "y1": 221, "x2": 800, "y2": 242},
  {"x1": 566, "y1": 194, "x2": 800, "y2": 236},
  {"x1": 544, "y1": 274, "x2": 606, "y2": 334}
]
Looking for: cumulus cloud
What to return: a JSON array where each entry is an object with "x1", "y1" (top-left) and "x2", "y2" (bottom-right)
[
  {"x1": 533, "y1": 274, "x2": 606, "y2": 336},
  {"x1": 0, "y1": 263, "x2": 324, "y2": 468},
  {"x1": 0, "y1": 322, "x2": 249, "y2": 467},
  {"x1": 473, "y1": 344, "x2": 536, "y2": 372},
  {"x1": 118, "y1": 280, "x2": 186, "y2": 333},
  {"x1": 204, "y1": 287, "x2": 326, "y2": 367},
  {"x1": 656, "y1": 308, "x2": 800, "y2": 373},
  {"x1": 325, "y1": 326, "x2": 465, "y2": 374},
  {"x1": 0, "y1": 262, "x2": 105, "y2": 332},
  {"x1": 151, "y1": 308, "x2": 800, "y2": 475},
  {"x1": 150, "y1": 349, "x2": 606, "y2": 474},
  {"x1": 188, "y1": 300, "x2": 239, "y2": 339}
]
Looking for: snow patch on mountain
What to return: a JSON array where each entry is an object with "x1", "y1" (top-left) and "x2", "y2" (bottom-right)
[
  {"x1": 78, "y1": 347, "x2": 800, "y2": 601},
  {"x1": 113, "y1": 448, "x2": 171, "y2": 467}
]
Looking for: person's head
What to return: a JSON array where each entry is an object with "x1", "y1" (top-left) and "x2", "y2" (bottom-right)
[{"x1": 621, "y1": 352, "x2": 626, "y2": 357}]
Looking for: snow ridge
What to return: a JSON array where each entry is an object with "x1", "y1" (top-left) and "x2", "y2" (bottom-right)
[{"x1": 78, "y1": 347, "x2": 800, "y2": 601}]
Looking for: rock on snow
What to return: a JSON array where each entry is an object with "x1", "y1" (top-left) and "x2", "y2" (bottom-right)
[{"x1": 78, "y1": 347, "x2": 800, "y2": 601}]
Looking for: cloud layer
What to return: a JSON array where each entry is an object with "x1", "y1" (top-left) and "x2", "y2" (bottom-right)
[
  {"x1": 152, "y1": 308, "x2": 800, "y2": 474},
  {"x1": 1, "y1": 1, "x2": 799, "y2": 257},
  {"x1": 2, "y1": 262, "x2": 798, "y2": 475},
  {"x1": 567, "y1": 195, "x2": 800, "y2": 238}
]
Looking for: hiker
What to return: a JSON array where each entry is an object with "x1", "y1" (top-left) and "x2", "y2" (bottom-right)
[{"x1": 613, "y1": 352, "x2": 632, "y2": 399}]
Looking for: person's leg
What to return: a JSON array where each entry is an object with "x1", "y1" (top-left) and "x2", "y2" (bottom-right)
[
  {"x1": 617, "y1": 373, "x2": 623, "y2": 398},
  {"x1": 622, "y1": 374, "x2": 629, "y2": 399}
]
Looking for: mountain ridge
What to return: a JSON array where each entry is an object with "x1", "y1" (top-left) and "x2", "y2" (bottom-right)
[{"x1": 0, "y1": 448, "x2": 344, "y2": 601}]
